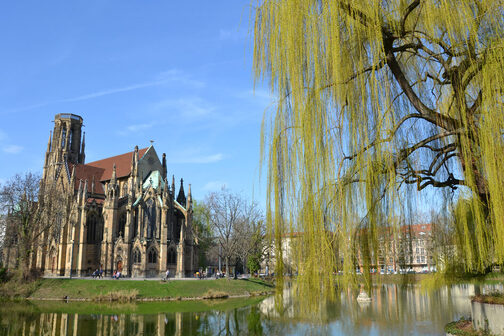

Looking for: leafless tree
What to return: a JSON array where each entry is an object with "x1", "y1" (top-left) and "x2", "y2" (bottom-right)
[
  {"x1": 0, "y1": 172, "x2": 66, "y2": 279},
  {"x1": 204, "y1": 188, "x2": 264, "y2": 278}
]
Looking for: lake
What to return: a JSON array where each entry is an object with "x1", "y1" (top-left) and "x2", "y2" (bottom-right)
[{"x1": 1, "y1": 283, "x2": 502, "y2": 335}]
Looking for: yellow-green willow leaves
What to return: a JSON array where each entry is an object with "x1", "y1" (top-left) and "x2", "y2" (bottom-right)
[{"x1": 253, "y1": 0, "x2": 504, "y2": 301}]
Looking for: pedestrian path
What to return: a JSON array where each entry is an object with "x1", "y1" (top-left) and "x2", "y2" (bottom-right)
[{"x1": 42, "y1": 275, "x2": 228, "y2": 281}]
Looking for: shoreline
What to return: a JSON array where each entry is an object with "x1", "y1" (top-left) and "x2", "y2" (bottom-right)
[
  {"x1": 23, "y1": 291, "x2": 274, "y2": 302},
  {"x1": 0, "y1": 277, "x2": 275, "y2": 302}
]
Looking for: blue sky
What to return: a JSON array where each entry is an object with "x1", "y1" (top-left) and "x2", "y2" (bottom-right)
[{"x1": 0, "y1": 1, "x2": 273, "y2": 206}]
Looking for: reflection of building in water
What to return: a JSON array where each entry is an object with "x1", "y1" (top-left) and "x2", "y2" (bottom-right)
[{"x1": 7, "y1": 311, "x2": 205, "y2": 336}]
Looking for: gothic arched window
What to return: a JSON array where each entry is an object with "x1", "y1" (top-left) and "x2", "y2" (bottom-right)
[
  {"x1": 61, "y1": 125, "x2": 66, "y2": 148},
  {"x1": 168, "y1": 248, "x2": 176, "y2": 264},
  {"x1": 86, "y1": 213, "x2": 97, "y2": 243},
  {"x1": 148, "y1": 249, "x2": 158, "y2": 264},
  {"x1": 118, "y1": 212, "x2": 126, "y2": 238},
  {"x1": 133, "y1": 248, "x2": 141, "y2": 264},
  {"x1": 144, "y1": 199, "x2": 156, "y2": 239},
  {"x1": 68, "y1": 129, "x2": 73, "y2": 150}
]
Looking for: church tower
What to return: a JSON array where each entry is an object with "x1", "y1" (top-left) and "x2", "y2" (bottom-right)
[
  {"x1": 51, "y1": 113, "x2": 84, "y2": 164},
  {"x1": 43, "y1": 114, "x2": 85, "y2": 182}
]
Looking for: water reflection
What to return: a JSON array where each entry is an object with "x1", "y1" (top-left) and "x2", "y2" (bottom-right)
[{"x1": 1, "y1": 283, "x2": 502, "y2": 336}]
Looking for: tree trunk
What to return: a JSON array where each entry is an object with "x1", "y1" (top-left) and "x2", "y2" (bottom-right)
[{"x1": 226, "y1": 256, "x2": 230, "y2": 279}]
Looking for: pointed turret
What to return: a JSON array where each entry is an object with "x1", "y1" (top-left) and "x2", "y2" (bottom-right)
[
  {"x1": 47, "y1": 131, "x2": 52, "y2": 153},
  {"x1": 177, "y1": 178, "x2": 186, "y2": 205},
  {"x1": 82, "y1": 179, "x2": 88, "y2": 205},
  {"x1": 111, "y1": 163, "x2": 117, "y2": 184},
  {"x1": 162, "y1": 153, "x2": 167, "y2": 179},
  {"x1": 91, "y1": 175, "x2": 95, "y2": 194},
  {"x1": 43, "y1": 131, "x2": 52, "y2": 178},
  {"x1": 80, "y1": 132, "x2": 85, "y2": 164},
  {"x1": 186, "y1": 183, "x2": 192, "y2": 209},
  {"x1": 77, "y1": 179, "x2": 83, "y2": 204},
  {"x1": 163, "y1": 177, "x2": 168, "y2": 198},
  {"x1": 70, "y1": 165, "x2": 75, "y2": 188},
  {"x1": 171, "y1": 175, "x2": 176, "y2": 197}
]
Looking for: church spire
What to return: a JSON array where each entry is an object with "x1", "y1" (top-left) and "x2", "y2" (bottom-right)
[
  {"x1": 177, "y1": 178, "x2": 186, "y2": 205},
  {"x1": 162, "y1": 153, "x2": 167, "y2": 179},
  {"x1": 172, "y1": 175, "x2": 176, "y2": 197}
]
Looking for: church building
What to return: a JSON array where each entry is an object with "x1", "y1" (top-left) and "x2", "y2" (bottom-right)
[{"x1": 25, "y1": 113, "x2": 198, "y2": 277}]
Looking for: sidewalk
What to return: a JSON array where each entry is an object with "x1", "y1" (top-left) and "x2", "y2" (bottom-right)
[{"x1": 43, "y1": 274, "x2": 251, "y2": 281}]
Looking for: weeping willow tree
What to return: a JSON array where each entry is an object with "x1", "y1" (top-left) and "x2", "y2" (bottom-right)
[{"x1": 253, "y1": 0, "x2": 504, "y2": 302}]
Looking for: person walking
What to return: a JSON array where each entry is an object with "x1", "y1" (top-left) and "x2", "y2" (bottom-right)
[{"x1": 165, "y1": 269, "x2": 170, "y2": 281}]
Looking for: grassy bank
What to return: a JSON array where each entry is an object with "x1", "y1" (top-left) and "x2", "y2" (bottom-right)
[{"x1": 0, "y1": 278, "x2": 273, "y2": 301}]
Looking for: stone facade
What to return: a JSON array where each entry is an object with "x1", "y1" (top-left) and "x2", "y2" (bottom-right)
[{"x1": 4, "y1": 113, "x2": 198, "y2": 277}]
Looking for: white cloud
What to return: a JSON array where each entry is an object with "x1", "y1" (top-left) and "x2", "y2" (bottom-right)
[
  {"x1": 170, "y1": 153, "x2": 224, "y2": 164},
  {"x1": 154, "y1": 97, "x2": 215, "y2": 119},
  {"x1": 237, "y1": 89, "x2": 276, "y2": 107},
  {"x1": 186, "y1": 153, "x2": 223, "y2": 164},
  {"x1": 3, "y1": 145, "x2": 23, "y2": 154},
  {"x1": 7, "y1": 70, "x2": 205, "y2": 114},
  {"x1": 116, "y1": 122, "x2": 155, "y2": 136},
  {"x1": 157, "y1": 69, "x2": 206, "y2": 88},
  {"x1": 203, "y1": 180, "x2": 228, "y2": 191},
  {"x1": 0, "y1": 130, "x2": 23, "y2": 154}
]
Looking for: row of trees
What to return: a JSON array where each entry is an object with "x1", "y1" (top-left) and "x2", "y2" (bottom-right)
[{"x1": 193, "y1": 188, "x2": 267, "y2": 278}]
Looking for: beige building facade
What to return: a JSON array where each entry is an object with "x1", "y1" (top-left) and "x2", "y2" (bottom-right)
[{"x1": 3, "y1": 113, "x2": 198, "y2": 278}]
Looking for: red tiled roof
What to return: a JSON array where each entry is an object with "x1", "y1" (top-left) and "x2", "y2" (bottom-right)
[
  {"x1": 69, "y1": 147, "x2": 148, "y2": 195},
  {"x1": 86, "y1": 147, "x2": 148, "y2": 181},
  {"x1": 72, "y1": 164, "x2": 106, "y2": 194}
]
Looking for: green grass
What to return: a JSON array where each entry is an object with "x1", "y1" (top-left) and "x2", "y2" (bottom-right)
[
  {"x1": 445, "y1": 318, "x2": 491, "y2": 336},
  {"x1": 26, "y1": 278, "x2": 273, "y2": 300}
]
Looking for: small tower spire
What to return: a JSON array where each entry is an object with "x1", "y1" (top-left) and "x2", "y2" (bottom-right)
[
  {"x1": 172, "y1": 175, "x2": 176, "y2": 196},
  {"x1": 70, "y1": 165, "x2": 75, "y2": 187},
  {"x1": 47, "y1": 131, "x2": 52, "y2": 152},
  {"x1": 82, "y1": 179, "x2": 88, "y2": 205},
  {"x1": 44, "y1": 131, "x2": 52, "y2": 168},
  {"x1": 177, "y1": 178, "x2": 186, "y2": 205},
  {"x1": 77, "y1": 179, "x2": 83, "y2": 203},
  {"x1": 80, "y1": 132, "x2": 85, "y2": 164},
  {"x1": 162, "y1": 153, "x2": 167, "y2": 179},
  {"x1": 91, "y1": 175, "x2": 95, "y2": 194},
  {"x1": 186, "y1": 183, "x2": 192, "y2": 209},
  {"x1": 111, "y1": 163, "x2": 117, "y2": 184}
]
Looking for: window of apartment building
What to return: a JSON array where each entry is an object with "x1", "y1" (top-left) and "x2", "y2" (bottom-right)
[
  {"x1": 416, "y1": 256, "x2": 420, "y2": 263},
  {"x1": 416, "y1": 247, "x2": 419, "y2": 254}
]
